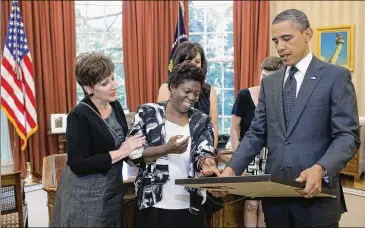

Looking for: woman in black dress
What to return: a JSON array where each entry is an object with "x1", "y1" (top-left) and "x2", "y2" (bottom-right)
[
  {"x1": 230, "y1": 56, "x2": 283, "y2": 228},
  {"x1": 51, "y1": 52, "x2": 146, "y2": 227}
]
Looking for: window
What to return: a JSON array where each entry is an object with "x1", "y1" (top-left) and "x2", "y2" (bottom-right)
[
  {"x1": 1, "y1": 109, "x2": 12, "y2": 164},
  {"x1": 189, "y1": 1, "x2": 234, "y2": 135},
  {"x1": 75, "y1": 1, "x2": 127, "y2": 108}
]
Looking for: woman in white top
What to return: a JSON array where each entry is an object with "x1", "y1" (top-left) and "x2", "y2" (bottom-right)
[{"x1": 129, "y1": 60, "x2": 219, "y2": 228}]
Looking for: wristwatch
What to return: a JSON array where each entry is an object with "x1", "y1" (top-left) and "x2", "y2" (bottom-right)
[{"x1": 323, "y1": 169, "x2": 328, "y2": 177}]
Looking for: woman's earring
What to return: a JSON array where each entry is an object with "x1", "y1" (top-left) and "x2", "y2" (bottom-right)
[{"x1": 89, "y1": 92, "x2": 94, "y2": 97}]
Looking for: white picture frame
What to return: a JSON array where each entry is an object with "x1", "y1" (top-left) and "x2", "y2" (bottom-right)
[{"x1": 50, "y1": 113, "x2": 67, "y2": 134}]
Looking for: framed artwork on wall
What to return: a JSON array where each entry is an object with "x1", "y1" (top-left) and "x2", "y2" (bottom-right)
[
  {"x1": 50, "y1": 114, "x2": 67, "y2": 134},
  {"x1": 314, "y1": 25, "x2": 354, "y2": 71}
]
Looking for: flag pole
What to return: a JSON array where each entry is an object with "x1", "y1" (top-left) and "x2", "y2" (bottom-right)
[
  {"x1": 25, "y1": 144, "x2": 37, "y2": 185},
  {"x1": 177, "y1": 1, "x2": 180, "y2": 46}
]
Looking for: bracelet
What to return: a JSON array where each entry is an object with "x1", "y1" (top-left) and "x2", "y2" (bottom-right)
[
  {"x1": 198, "y1": 156, "x2": 218, "y2": 169},
  {"x1": 197, "y1": 157, "x2": 205, "y2": 170}
]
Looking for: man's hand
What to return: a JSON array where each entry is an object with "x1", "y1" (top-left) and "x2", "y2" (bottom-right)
[
  {"x1": 209, "y1": 167, "x2": 235, "y2": 198},
  {"x1": 295, "y1": 164, "x2": 325, "y2": 198},
  {"x1": 200, "y1": 157, "x2": 220, "y2": 177}
]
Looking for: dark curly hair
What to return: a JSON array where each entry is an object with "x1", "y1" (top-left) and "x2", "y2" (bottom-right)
[
  {"x1": 172, "y1": 41, "x2": 207, "y2": 76},
  {"x1": 168, "y1": 60, "x2": 205, "y2": 91}
]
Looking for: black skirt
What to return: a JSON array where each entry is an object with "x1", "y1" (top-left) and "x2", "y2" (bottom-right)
[{"x1": 133, "y1": 206, "x2": 205, "y2": 228}]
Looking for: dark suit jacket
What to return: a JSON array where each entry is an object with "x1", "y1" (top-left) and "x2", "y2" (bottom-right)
[
  {"x1": 227, "y1": 56, "x2": 361, "y2": 225},
  {"x1": 66, "y1": 97, "x2": 128, "y2": 176}
]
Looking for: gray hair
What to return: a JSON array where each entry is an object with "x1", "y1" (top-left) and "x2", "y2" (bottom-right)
[{"x1": 272, "y1": 9, "x2": 310, "y2": 32}]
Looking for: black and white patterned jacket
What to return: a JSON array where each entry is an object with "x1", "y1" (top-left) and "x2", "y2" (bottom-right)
[{"x1": 127, "y1": 102, "x2": 216, "y2": 210}]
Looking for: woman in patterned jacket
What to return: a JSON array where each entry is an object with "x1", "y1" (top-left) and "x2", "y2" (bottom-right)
[{"x1": 128, "y1": 60, "x2": 219, "y2": 228}]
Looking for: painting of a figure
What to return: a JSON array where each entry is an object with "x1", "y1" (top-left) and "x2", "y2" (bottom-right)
[
  {"x1": 55, "y1": 117, "x2": 63, "y2": 128},
  {"x1": 314, "y1": 25, "x2": 354, "y2": 71}
]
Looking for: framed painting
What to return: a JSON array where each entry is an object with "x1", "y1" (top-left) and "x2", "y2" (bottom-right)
[
  {"x1": 314, "y1": 25, "x2": 354, "y2": 71},
  {"x1": 50, "y1": 113, "x2": 67, "y2": 134},
  {"x1": 175, "y1": 175, "x2": 337, "y2": 198}
]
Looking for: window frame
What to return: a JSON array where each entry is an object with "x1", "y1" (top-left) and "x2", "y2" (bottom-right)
[
  {"x1": 75, "y1": 1, "x2": 127, "y2": 109},
  {"x1": 188, "y1": 1, "x2": 234, "y2": 134}
]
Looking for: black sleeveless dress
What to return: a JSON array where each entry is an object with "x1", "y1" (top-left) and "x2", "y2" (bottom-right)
[
  {"x1": 194, "y1": 83, "x2": 211, "y2": 115},
  {"x1": 231, "y1": 88, "x2": 268, "y2": 176}
]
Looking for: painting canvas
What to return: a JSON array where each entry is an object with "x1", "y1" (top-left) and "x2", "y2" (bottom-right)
[{"x1": 314, "y1": 25, "x2": 354, "y2": 71}]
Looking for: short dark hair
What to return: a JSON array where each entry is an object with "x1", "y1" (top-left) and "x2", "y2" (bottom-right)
[
  {"x1": 272, "y1": 9, "x2": 310, "y2": 32},
  {"x1": 74, "y1": 52, "x2": 114, "y2": 92},
  {"x1": 261, "y1": 56, "x2": 284, "y2": 72},
  {"x1": 168, "y1": 60, "x2": 205, "y2": 91},
  {"x1": 172, "y1": 41, "x2": 207, "y2": 75}
]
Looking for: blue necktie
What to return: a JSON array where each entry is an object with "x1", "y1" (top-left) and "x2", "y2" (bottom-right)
[{"x1": 283, "y1": 66, "x2": 298, "y2": 130}]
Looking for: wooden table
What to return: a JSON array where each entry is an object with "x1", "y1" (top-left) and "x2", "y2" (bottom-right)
[
  {"x1": 47, "y1": 131, "x2": 66, "y2": 154},
  {"x1": 341, "y1": 122, "x2": 365, "y2": 182},
  {"x1": 121, "y1": 163, "x2": 138, "y2": 228},
  {"x1": 206, "y1": 150, "x2": 246, "y2": 228}
]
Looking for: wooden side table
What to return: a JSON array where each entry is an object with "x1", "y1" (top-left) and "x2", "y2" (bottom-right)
[
  {"x1": 47, "y1": 131, "x2": 66, "y2": 154},
  {"x1": 341, "y1": 122, "x2": 365, "y2": 182}
]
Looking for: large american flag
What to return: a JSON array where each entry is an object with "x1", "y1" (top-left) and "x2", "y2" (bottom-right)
[{"x1": 1, "y1": 0, "x2": 38, "y2": 150}]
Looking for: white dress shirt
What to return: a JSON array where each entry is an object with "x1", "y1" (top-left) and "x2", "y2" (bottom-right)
[{"x1": 283, "y1": 52, "x2": 313, "y2": 97}]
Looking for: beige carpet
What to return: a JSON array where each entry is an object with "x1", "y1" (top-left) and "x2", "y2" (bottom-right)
[
  {"x1": 25, "y1": 187, "x2": 365, "y2": 227},
  {"x1": 26, "y1": 188, "x2": 48, "y2": 227},
  {"x1": 340, "y1": 188, "x2": 365, "y2": 227}
]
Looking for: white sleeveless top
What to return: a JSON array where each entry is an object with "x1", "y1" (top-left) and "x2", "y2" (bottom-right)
[{"x1": 153, "y1": 120, "x2": 191, "y2": 209}]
